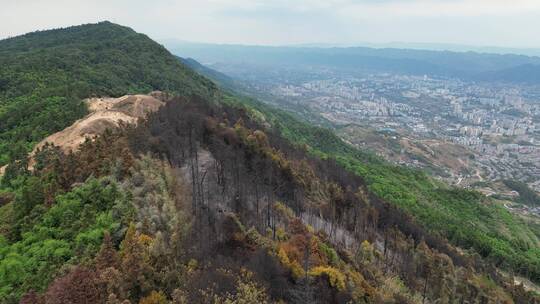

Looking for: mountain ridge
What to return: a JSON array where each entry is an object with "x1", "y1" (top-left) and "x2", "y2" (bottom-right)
[
  {"x1": 165, "y1": 41, "x2": 540, "y2": 83},
  {"x1": 0, "y1": 22, "x2": 539, "y2": 303}
]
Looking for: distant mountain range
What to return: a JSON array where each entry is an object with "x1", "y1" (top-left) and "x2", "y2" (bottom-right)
[
  {"x1": 165, "y1": 41, "x2": 540, "y2": 84},
  {"x1": 289, "y1": 42, "x2": 540, "y2": 58}
]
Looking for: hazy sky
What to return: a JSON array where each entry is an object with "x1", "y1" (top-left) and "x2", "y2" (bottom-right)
[{"x1": 2, "y1": 0, "x2": 540, "y2": 48}]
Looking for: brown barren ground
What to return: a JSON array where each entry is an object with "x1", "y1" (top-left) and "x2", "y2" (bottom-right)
[{"x1": 28, "y1": 94, "x2": 164, "y2": 168}]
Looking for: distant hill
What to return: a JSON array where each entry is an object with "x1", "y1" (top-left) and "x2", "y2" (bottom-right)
[
  {"x1": 0, "y1": 21, "x2": 217, "y2": 166},
  {"x1": 477, "y1": 63, "x2": 540, "y2": 84},
  {"x1": 179, "y1": 57, "x2": 240, "y2": 91},
  {"x1": 338, "y1": 42, "x2": 540, "y2": 58},
  {"x1": 165, "y1": 41, "x2": 540, "y2": 83}
]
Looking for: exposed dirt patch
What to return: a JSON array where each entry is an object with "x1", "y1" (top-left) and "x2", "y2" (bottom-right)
[{"x1": 33, "y1": 94, "x2": 164, "y2": 155}]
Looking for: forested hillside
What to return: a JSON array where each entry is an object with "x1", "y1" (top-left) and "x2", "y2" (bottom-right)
[
  {"x1": 222, "y1": 92, "x2": 540, "y2": 285},
  {"x1": 0, "y1": 22, "x2": 539, "y2": 303},
  {"x1": 0, "y1": 21, "x2": 217, "y2": 167}
]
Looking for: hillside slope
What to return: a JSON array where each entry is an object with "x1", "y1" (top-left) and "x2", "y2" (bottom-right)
[
  {"x1": 228, "y1": 94, "x2": 540, "y2": 277},
  {"x1": 179, "y1": 57, "x2": 240, "y2": 91},
  {"x1": 0, "y1": 21, "x2": 217, "y2": 167},
  {"x1": 0, "y1": 22, "x2": 539, "y2": 303}
]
